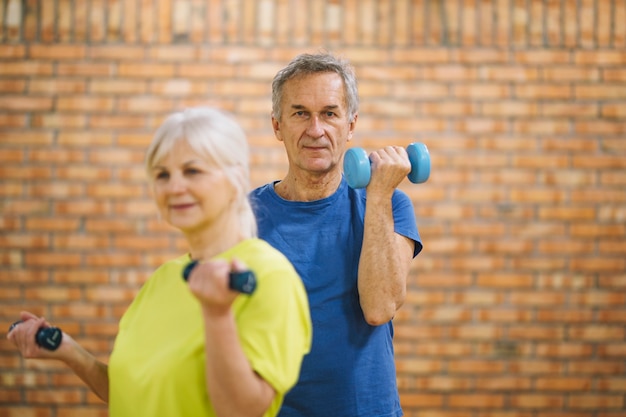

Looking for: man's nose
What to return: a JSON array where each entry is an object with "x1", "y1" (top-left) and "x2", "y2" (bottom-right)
[{"x1": 305, "y1": 115, "x2": 324, "y2": 138}]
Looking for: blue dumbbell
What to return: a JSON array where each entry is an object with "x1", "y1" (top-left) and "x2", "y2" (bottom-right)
[{"x1": 343, "y1": 142, "x2": 431, "y2": 189}]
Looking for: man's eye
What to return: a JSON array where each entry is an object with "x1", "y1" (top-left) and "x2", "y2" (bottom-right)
[
  {"x1": 295, "y1": 111, "x2": 306, "y2": 117},
  {"x1": 325, "y1": 111, "x2": 336, "y2": 117}
]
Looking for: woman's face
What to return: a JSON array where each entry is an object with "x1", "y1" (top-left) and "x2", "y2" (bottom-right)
[{"x1": 150, "y1": 140, "x2": 235, "y2": 234}]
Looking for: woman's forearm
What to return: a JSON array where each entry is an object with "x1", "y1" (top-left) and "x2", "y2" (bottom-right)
[{"x1": 60, "y1": 337, "x2": 109, "y2": 402}]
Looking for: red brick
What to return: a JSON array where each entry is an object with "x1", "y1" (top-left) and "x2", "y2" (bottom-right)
[
  {"x1": 88, "y1": 79, "x2": 148, "y2": 95},
  {"x1": 29, "y1": 79, "x2": 86, "y2": 94},
  {"x1": 0, "y1": 407, "x2": 53, "y2": 417},
  {"x1": 56, "y1": 63, "x2": 113, "y2": 77},
  {"x1": 84, "y1": 219, "x2": 138, "y2": 233},
  {"x1": 570, "y1": 292, "x2": 626, "y2": 307},
  {"x1": 604, "y1": 68, "x2": 626, "y2": 82},
  {"x1": 88, "y1": 45, "x2": 146, "y2": 60},
  {"x1": 509, "y1": 292, "x2": 567, "y2": 306},
  {"x1": 476, "y1": 309, "x2": 533, "y2": 323},
  {"x1": 574, "y1": 120, "x2": 626, "y2": 135},
  {"x1": 0, "y1": 96, "x2": 53, "y2": 111},
  {"x1": 55, "y1": 166, "x2": 113, "y2": 182},
  {"x1": 56, "y1": 97, "x2": 115, "y2": 112},
  {"x1": 568, "y1": 326, "x2": 625, "y2": 341},
  {"x1": 31, "y1": 114, "x2": 87, "y2": 129},
  {"x1": 538, "y1": 207, "x2": 596, "y2": 221},
  {"x1": 400, "y1": 393, "x2": 445, "y2": 408},
  {"x1": 0, "y1": 165, "x2": 51, "y2": 180},
  {"x1": 84, "y1": 287, "x2": 138, "y2": 303},
  {"x1": 29, "y1": 45, "x2": 86, "y2": 60},
  {"x1": 28, "y1": 183, "x2": 86, "y2": 198},
  {"x1": 28, "y1": 149, "x2": 86, "y2": 163},
  {"x1": 0, "y1": 80, "x2": 26, "y2": 93},
  {"x1": 0, "y1": 114, "x2": 27, "y2": 129},
  {"x1": 0, "y1": 233, "x2": 50, "y2": 249},
  {"x1": 117, "y1": 97, "x2": 177, "y2": 113},
  {"x1": 596, "y1": 310, "x2": 626, "y2": 323},
  {"x1": 0, "y1": 45, "x2": 26, "y2": 58},
  {"x1": 510, "y1": 394, "x2": 564, "y2": 409},
  {"x1": 118, "y1": 63, "x2": 176, "y2": 78},
  {"x1": 57, "y1": 132, "x2": 114, "y2": 146},
  {"x1": 575, "y1": 51, "x2": 626, "y2": 66},
  {"x1": 570, "y1": 257, "x2": 626, "y2": 273},
  {"x1": 88, "y1": 115, "x2": 148, "y2": 129},
  {"x1": 576, "y1": 85, "x2": 626, "y2": 100},
  {"x1": 513, "y1": 120, "x2": 571, "y2": 135},
  {"x1": 53, "y1": 234, "x2": 110, "y2": 250},
  {"x1": 52, "y1": 270, "x2": 110, "y2": 285},
  {"x1": 571, "y1": 223, "x2": 625, "y2": 238},
  {"x1": 534, "y1": 343, "x2": 594, "y2": 358},
  {"x1": 0, "y1": 199, "x2": 49, "y2": 215},
  {"x1": 597, "y1": 378, "x2": 626, "y2": 391},
  {"x1": 449, "y1": 394, "x2": 505, "y2": 408},
  {"x1": 57, "y1": 407, "x2": 108, "y2": 416},
  {"x1": 475, "y1": 377, "x2": 533, "y2": 391},
  {"x1": 0, "y1": 61, "x2": 54, "y2": 76},
  {"x1": 25, "y1": 218, "x2": 80, "y2": 232},
  {"x1": 568, "y1": 361, "x2": 625, "y2": 375},
  {"x1": 569, "y1": 395, "x2": 624, "y2": 410},
  {"x1": 24, "y1": 254, "x2": 82, "y2": 268},
  {"x1": 476, "y1": 273, "x2": 534, "y2": 288},
  {"x1": 509, "y1": 326, "x2": 565, "y2": 340}
]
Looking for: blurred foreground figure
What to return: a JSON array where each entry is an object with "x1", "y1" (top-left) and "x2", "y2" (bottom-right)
[{"x1": 9, "y1": 107, "x2": 312, "y2": 417}]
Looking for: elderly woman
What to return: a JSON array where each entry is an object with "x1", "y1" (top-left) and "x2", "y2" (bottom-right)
[{"x1": 8, "y1": 107, "x2": 312, "y2": 417}]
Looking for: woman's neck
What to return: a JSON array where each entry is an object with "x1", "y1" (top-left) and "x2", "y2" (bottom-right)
[{"x1": 185, "y1": 216, "x2": 246, "y2": 262}]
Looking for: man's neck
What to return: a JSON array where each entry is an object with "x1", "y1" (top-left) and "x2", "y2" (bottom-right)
[{"x1": 274, "y1": 170, "x2": 342, "y2": 202}]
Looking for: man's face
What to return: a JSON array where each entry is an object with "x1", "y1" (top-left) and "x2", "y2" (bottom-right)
[{"x1": 272, "y1": 72, "x2": 357, "y2": 176}]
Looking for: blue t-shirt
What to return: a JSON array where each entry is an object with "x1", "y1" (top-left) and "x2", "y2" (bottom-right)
[{"x1": 250, "y1": 178, "x2": 422, "y2": 417}]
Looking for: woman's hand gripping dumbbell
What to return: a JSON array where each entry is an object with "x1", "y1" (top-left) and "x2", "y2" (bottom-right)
[
  {"x1": 183, "y1": 260, "x2": 257, "y2": 295},
  {"x1": 343, "y1": 142, "x2": 431, "y2": 189},
  {"x1": 7, "y1": 320, "x2": 63, "y2": 351}
]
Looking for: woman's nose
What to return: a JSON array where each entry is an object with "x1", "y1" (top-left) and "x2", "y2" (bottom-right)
[{"x1": 166, "y1": 174, "x2": 186, "y2": 193}]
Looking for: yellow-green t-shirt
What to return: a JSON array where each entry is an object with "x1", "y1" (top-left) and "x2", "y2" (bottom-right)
[{"x1": 108, "y1": 238, "x2": 312, "y2": 417}]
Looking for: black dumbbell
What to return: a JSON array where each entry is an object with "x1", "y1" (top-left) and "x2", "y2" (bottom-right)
[
  {"x1": 343, "y1": 142, "x2": 431, "y2": 189},
  {"x1": 182, "y1": 260, "x2": 257, "y2": 295},
  {"x1": 8, "y1": 321, "x2": 63, "y2": 351}
]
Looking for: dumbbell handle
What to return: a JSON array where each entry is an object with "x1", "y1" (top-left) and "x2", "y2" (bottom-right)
[
  {"x1": 182, "y1": 260, "x2": 257, "y2": 295},
  {"x1": 8, "y1": 321, "x2": 63, "y2": 351},
  {"x1": 343, "y1": 142, "x2": 431, "y2": 189}
]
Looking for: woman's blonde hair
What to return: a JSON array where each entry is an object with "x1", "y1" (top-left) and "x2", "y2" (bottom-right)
[{"x1": 145, "y1": 107, "x2": 257, "y2": 238}]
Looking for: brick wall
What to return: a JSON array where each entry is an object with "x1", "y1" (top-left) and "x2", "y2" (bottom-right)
[{"x1": 1, "y1": 0, "x2": 625, "y2": 416}]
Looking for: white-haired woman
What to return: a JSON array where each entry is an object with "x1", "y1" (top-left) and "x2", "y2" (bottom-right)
[{"x1": 8, "y1": 107, "x2": 312, "y2": 417}]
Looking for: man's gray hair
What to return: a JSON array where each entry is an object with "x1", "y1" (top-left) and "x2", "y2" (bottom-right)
[{"x1": 271, "y1": 52, "x2": 359, "y2": 122}]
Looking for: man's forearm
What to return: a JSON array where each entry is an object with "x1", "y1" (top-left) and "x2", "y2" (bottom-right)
[{"x1": 358, "y1": 196, "x2": 413, "y2": 326}]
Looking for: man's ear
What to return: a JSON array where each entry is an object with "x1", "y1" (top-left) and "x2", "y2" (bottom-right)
[
  {"x1": 348, "y1": 113, "x2": 358, "y2": 141},
  {"x1": 271, "y1": 113, "x2": 283, "y2": 142}
]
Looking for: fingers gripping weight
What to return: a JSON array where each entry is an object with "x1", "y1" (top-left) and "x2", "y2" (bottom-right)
[
  {"x1": 343, "y1": 142, "x2": 431, "y2": 189},
  {"x1": 182, "y1": 260, "x2": 257, "y2": 295},
  {"x1": 8, "y1": 321, "x2": 63, "y2": 351}
]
